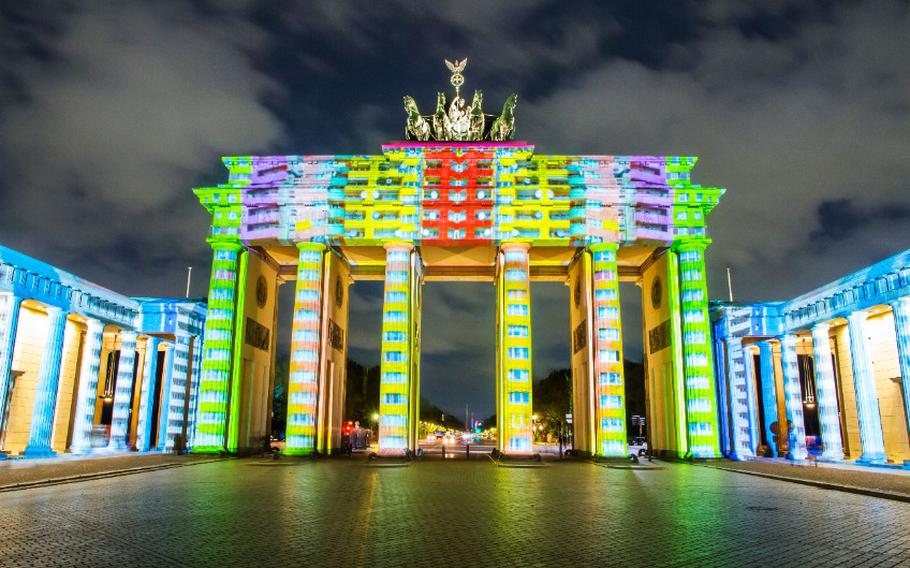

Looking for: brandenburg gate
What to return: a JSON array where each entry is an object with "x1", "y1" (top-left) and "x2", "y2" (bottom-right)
[{"x1": 192, "y1": 60, "x2": 725, "y2": 459}]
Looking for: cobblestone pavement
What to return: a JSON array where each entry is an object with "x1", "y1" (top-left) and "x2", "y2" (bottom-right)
[
  {"x1": 1, "y1": 458, "x2": 909, "y2": 568},
  {"x1": 706, "y1": 459, "x2": 910, "y2": 499},
  {"x1": 0, "y1": 454, "x2": 222, "y2": 489}
]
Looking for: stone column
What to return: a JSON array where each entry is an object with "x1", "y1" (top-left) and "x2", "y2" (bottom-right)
[
  {"x1": 69, "y1": 318, "x2": 105, "y2": 453},
  {"x1": 757, "y1": 341, "x2": 781, "y2": 456},
  {"x1": 109, "y1": 331, "x2": 138, "y2": 450},
  {"x1": 810, "y1": 323, "x2": 844, "y2": 461},
  {"x1": 160, "y1": 333, "x2": 192, "y2": 452},
  {"x1": 285, "y1": 242, "x2": 326, "y2": 455},
  {"x1": 193, "y1": 240, "x2": 244, "y2": 453},
  {"x1": 779, "y1": 334, "x2": 808, "y2": 460},
  {"x1": 742, "y1": 345, "x2": 761, "y2": 455},
  {"x1": 725, "y1": 337, "x2": 754, "y2": 460},
  {"x1": 589, "y1": 243, "x2": 627, "y2": 457},
  {"x1": 135, "y1": 336, "x2": 161, "y2": 452},
  {"x1": 378, "y1": 242, "x2": 415, "y2": 454},
  {"x1": 889, "y1": 297, "x2": 910, "y2": 443},
  {"x1": 672, "y1": 240, "x2": 721, "y2": 458},
  {"x1": 496, "y1": 242, "x2": 533, "y2": 455},
  {"x1": 847, "y1": 310, "x2": 887, "y2": 464},
  {"x1": 0, "y1": 294, "x2": 22, "y2": 441},
  {"x1": 186, "y1": 334, "x2": 204, "y2": 449},
  {"x1": 23, "y1": 307, "x2": 68, "y2": 457}
]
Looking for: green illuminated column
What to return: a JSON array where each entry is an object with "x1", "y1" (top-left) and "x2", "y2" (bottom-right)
[
  {"x1": 672, "y1": 239, "x2": 721, "y2": 458},
  {"x1": 285, "y1": 242, "x2": 326, "y2": 455},
  {"x1": 497, "y1": 242, "x2": 533, "y2": 454},
  {"x1": 588, "y1": 243, "x2": 627, "y2": 457},
  {"x1": 193, "y1": 239, "x2": 245, "y2": 453},
  {"x1": 378, "y1": 242, "x2": 415, "y2": 454}
]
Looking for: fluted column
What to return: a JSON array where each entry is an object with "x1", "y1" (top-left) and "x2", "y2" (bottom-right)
[
  {"x1": 725, "y1": 337, "x2": 754, "y2": 460},
  {"x1": 69, "y1": 318, "x2": 105, "y2": 453},
  {"x1": 847, "y1": 311, "x2": 887, "y2": 464},
  {"x1": 285, "y1": 242, "x2": 326, "y2": 455},
  {"x1": 135, "y1": 336, "x2": 161, "y2": 452},
  {"x1": 109, "y1": 331, "x2": 138, "y2": 450},
  {"x1": 160, "y1": 333, "x2": 191, "y2": 452},
  {"x1": 23, "y1": 307, "x2": 68, "y2": 457},
  {"x1": 193, "y1": 240, "x2": 244, "y2": 453},
  {"x1": 757, "y1": 341, "x2": 781, "y2": 456},
  {"x1": 378, "y1": 242, "x2": 415, "y2": 454},
  {"x1": 890, "y1": 297, "x2": 910, "y2": 443},
  {"x1": 496, "y1": 242, "x2": 533, "y2": 455},
  {"x1": 811, "y1": 323, "x2": 844, "y2": 461},
  {"x1": 589, "y1": 243, "x2": 627, "y2": 457},
  {"x1": 672, "y1": 240, "x2": 721, "y2": 458},
  {"x1": 0, "y1": 294, "x2": 22, "y2": 444},
  {"x1": 779, "y1": 334, "x2": 808, "y2": 460},
  {"x1": 186, "y1": 335, "x2": 204, "y2": 449}
]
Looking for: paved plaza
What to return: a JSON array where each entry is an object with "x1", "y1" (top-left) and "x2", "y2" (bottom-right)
[{"x1": 1, "y1": 458, "x2": 909, "y2": 567}]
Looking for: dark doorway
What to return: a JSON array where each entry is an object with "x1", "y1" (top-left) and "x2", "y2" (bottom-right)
[
  {"x1": 149, "y1": 350, "x2": 166, "y2": 448},
  {"x1": 99, "y1": 351, "x2": 120, "y2": 425}
]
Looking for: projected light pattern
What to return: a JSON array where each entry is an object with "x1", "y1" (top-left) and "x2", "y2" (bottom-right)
[
  {"x1": 194, "y1": 242, "x2": 243, "y2": 452},
  {"x1": 674, "y1": 240, "x2": 721, "y2": 458},
  {"x1": 590, "y1": 242, "x2": 627, "y2": 457},
  {"x1": 109, "y1": 331, "x2": 138, "y2": 450},
  {"x1": 498, "y1": 242, "x2": 533, "y2": 454},
  {"x1": 378, "y1": 243, "x2": 413, "y2": 452},
  {"x1": 285, "y1": 243, "x2": 325, "y2": 455}
]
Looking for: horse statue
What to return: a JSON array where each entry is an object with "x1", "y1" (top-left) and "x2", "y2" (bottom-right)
[
  {"x1": 432, "y1": 92, "x2": 451, "y2": 140},
  {"x1": 469, "y1": 90, "x2": 485, "y2": 140},
  {"x1": 403, "y1": 96, "x2": 430, "y2": 141},
  {"x1": 490, "y1": 94, "x2": 517, "y2": 141}
]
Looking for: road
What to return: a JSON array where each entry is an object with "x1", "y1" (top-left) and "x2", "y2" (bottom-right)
[{"x1": 1, "y1": 458, "x2": 908, "y2": 567}]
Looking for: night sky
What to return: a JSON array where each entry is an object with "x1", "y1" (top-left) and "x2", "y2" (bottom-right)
[{"x1": 1, "y1": 2, "x2": 908, "y2": 419}]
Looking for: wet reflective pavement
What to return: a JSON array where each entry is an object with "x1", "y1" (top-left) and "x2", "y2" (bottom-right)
[{"x1": 1, "y1": 458, "x2": 909, "y2": 567}]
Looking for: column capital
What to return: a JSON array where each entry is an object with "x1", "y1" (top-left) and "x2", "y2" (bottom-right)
[
  {"x1": 889, "y1": 295, "x2": 910, "y2": 312},
  {"x1": 671, "y1": 237, "x2": 712, "y2": 253},
  {"x1": 500, "y1": 241, "x2": 531, "y2": 253},
  {"x1": 44, "y1": 305, "x2": 66, "y2": 317},
  {"x1": 847, "y1": 309, "x2": 869, "y2": 325},
  {"x1": 296, "y1": 241, "x2": 327, "y2": 252},
  {"x1": 588, "y1": 241, "x2": 619, "y2": 253},
  {"x1": 143, "y1": 335, "x2": 162, "y2": 347},
  {"x1": 205, "y1": 238, "x2": 244, "y2": 252},
  {"x1": 811, "y1": 321, "x2": 830, "y2": 336},
  {"x1": 119, "y1": 330, "x2": 139, "y2": 341},
  {"x1": 777, "y1": 333, "x2": 797, "y2": 347},
  {"x1": 383, "y1": 241, "x2": 414, "y2": 253},
  {"x1": 85, "y1": 317, "x2": 105, "y2": 334},
  {"x1": 727, "y1": 336, "x2": 743, "y2": 347}
]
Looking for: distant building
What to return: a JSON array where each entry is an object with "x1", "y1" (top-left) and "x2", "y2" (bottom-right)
[
  {"x1": 711, "y1": 248, "x2": 910, "y2": 465},
  {"x1": 0, "y1": 245, "x2": 205, "y2": 458}
]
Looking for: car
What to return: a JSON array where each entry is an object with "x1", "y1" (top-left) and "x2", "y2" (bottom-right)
[{"x1": 629, "y1": 437, "x2": 648, "y2": 456}]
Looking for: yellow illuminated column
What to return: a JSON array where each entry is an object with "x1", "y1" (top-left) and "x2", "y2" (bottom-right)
[
  {"x1": 589, "y1": 243, "x2": 627, "y2": 457},
  {"x1": 497, "y1": 242, "x2": 533, "y2": 454},
  {"x1": 378, "y1": 242, "x2": 415, "y2": 454},
  {"x1": 284, "y1": 242, "x2": 327, "y2": 455}
]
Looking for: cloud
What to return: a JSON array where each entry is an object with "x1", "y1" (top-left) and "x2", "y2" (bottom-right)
[
  {"x1": 0, "y1": 2, "x2": 284, "y2": 295},
  {"x1": 523, "y1": 1, "x2": 910, "y2": 301}
]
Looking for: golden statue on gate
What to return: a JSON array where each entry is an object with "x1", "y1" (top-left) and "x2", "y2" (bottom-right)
[{"x1": 403, "y1": 58, "x2": 517, "y2": 142}]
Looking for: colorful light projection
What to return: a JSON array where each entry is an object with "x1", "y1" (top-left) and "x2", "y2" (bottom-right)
[
  {"x1": 378, "y1": 243, "x2": 414, "y2": 452},
  {"x1": 193, "y1": 142, "x2": 726, "y2": 457},
  {"x1": 498, "y1": 242, "x2": 533, "y2": 454}
]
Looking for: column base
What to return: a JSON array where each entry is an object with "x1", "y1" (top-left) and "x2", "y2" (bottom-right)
[
  {"x1": 819, "y1": 450, "x2": 845, "y2": 462},
  {"x1": 22, "y1": 446, "x2": 57, "y2": 459},
  {"x1": 281, "y1": 447, "x2": 317, "y2": 457},
  {"x1": 856, "y1": 454, "x2": 888, "y2": 466}
]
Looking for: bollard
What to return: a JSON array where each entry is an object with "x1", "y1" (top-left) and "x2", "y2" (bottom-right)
[
  {"x1": 441, "y1": 442, "x2": 446, "y2": 459},
  {"x1": 466, "y1": 443, "x2": 470, "y2": 460}
]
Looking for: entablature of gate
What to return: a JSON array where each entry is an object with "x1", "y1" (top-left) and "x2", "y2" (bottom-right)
[{"x1": 194, "y1": 142, "x2": 724, "y2": 254}]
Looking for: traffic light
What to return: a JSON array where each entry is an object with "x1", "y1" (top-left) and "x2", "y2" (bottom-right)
[{"x1": 343, "y1": 421, "x2": 354, "y2": 435}]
